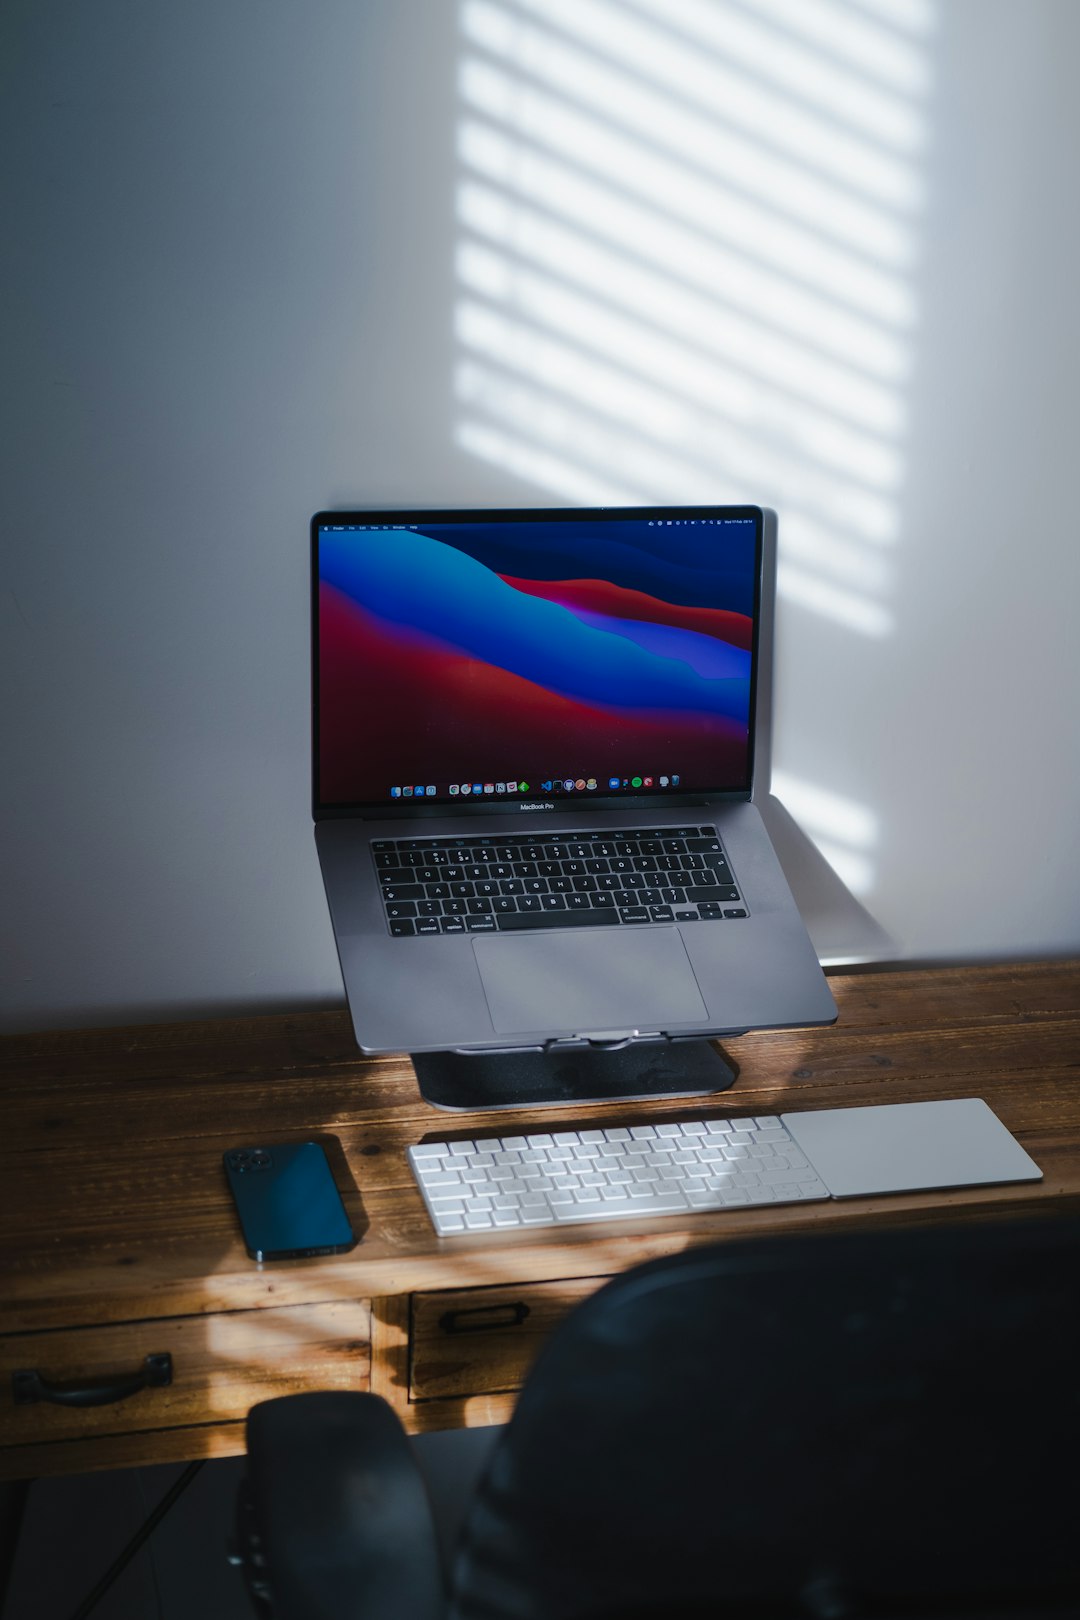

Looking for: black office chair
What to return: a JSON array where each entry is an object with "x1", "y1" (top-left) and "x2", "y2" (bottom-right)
[{"x1": 234, "y1": 1217, "x2": 1080, "y2": 1619}]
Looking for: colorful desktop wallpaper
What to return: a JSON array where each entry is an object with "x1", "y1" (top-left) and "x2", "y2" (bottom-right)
[{"x1": 316, "y1": 517, "x2": 758, "y2": 807}]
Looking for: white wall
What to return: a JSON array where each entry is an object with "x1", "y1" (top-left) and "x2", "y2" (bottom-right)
[{"x1": 2, "y1": 0, "x2": 1078, "y2": 1033}]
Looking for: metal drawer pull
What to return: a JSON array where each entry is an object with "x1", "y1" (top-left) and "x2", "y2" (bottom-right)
[
  {"x1": 12, "y1": 1351, "x2": 173, "y2": 1408},
  {"x1": 438, "y1": 1303, "x2": 530, "y2": 1335}
]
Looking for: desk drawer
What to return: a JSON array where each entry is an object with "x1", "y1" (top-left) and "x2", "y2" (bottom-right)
[
  {"x1": 0, "y1": 1300, "x2": 371, "y2": 1451},
  {"x1": 410, "y1": 1276, "x2": 607, "y2": 1402}
]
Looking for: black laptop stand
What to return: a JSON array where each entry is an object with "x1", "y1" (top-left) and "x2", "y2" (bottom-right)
[{"x1": 410, "y1": 1038, "x2": 737, "y2": 1111}]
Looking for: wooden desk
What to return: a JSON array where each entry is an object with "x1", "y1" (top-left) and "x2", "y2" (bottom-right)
[{"x1": 2, "y1": 960, "x2": 1079, "y2": 1480}]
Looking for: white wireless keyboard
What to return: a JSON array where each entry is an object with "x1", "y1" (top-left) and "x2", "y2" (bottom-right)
[{"x1": 407, "y1": 1116, "x2": 830, "y2": 1235}]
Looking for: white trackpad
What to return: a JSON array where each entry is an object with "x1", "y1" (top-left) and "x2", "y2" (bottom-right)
[{"x1": 783, "y1": 1098, "x2": 1042, "y2": 1198}]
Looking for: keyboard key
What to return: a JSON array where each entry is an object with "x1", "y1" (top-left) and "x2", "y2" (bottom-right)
[
  {"x1": 553, "y1": 1191, "x2": 688, "y2": 1221},
  {"x1": 386, "y1": 900, "x2": 417, "y2": 919},
  {"x1": 497, "y1": 910, "x2": 621, "y2": 930},
  {"x1": 422, "y1": 1171, "x2": 466, "y2": 1190}
]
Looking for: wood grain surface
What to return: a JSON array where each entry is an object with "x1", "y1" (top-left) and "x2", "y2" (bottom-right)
[{"x1": 2, "y1": 959, "x2": 1079, "y2": 1471}]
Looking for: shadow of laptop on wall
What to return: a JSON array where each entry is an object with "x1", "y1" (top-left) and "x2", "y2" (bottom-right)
[{"x1": 759, "y1": 794, "x2": 896, "y2": 967}]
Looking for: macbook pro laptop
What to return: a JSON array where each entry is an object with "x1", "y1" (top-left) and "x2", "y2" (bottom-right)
[{"x1": 312, "y1": 505, "x2": 837, "y2": 1074}]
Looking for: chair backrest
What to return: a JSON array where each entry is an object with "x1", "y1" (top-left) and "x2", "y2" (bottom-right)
[{"x1": 448, "y1": 1217, "x2": 1080, "y2": 1620}]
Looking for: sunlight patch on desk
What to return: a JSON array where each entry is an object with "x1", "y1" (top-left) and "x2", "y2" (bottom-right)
[{"x1": 203, "y1": 1300, "x2": 371, "y2": 1412}]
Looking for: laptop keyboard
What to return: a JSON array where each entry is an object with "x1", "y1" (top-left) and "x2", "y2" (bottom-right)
[{"x1": 373, "y1": 826, "x2": 747, "y2": 936}]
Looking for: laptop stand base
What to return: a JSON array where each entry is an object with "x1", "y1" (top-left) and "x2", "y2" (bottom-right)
[{"x1": 410, "y1": 1040, "x2": 737, "y2": 1111}]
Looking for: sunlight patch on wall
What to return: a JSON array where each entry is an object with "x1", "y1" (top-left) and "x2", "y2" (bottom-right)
[
  {"x1": 771, "y1": 770, "x2": 879, "y2": 896},
  {"x1": 452, "y1": 0, "x2": 935, "y2": 899},
  {"x1": 453, "y1": 0, "x2": 933, "y2": 643}
]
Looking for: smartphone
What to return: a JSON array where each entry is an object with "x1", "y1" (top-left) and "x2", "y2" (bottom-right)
[{"x1": 223, "y1": 1141, "x2": 356, "y2": 1260}]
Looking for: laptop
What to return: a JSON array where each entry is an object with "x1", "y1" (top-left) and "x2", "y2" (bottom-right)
[{"x1": 312, "y1": 504, "x2": 837, "y2": 1071}]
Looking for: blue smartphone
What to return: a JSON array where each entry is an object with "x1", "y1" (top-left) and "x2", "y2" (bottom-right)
[{"x1": 223, "y1": 1141, "x2": 356, "y2": 1260}]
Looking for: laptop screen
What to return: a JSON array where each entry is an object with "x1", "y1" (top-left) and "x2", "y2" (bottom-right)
[{"x1": 312, "y1": 506, "x2": 762, "y2": 816}]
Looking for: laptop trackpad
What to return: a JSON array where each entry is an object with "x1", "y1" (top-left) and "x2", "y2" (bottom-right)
[{"x1": 474, "y1": 928, "x2": 708, "y2": 1035}]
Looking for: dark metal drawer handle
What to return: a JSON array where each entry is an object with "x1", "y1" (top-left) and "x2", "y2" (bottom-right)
[
  {"x1": 12, "y1": 1352, "x2": 172, "y2": 1408},
  {"x1": 438, "y1": 1303, "x2": 530, "y2": 1335}
]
